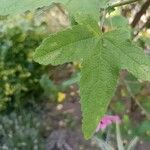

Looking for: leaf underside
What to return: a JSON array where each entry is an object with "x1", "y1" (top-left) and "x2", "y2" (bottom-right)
[{"x1": 34, "y1": 20, "x2": 150, "y2": 138}]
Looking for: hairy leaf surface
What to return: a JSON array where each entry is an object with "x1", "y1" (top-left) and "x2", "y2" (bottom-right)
[
  {"x1": 34, "y1": 20, "x2": 150, "y2": 139},
  {"x1": 34, "y1": 25, "x2": 99, "y2": 65},
  {"x1": 80, "y1": 42, "x2": 119, "y2": 138}
]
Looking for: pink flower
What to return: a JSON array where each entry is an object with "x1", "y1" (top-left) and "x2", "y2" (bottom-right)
[{"x1": 96, "y1": 115, "x2": 121, "y2": 132}]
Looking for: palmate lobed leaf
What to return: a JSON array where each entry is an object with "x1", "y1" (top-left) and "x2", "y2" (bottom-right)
[
  {"x1": 34, "y1": 25, "x2": 100, "y2": 65},
  {"x1": 2, "y1": 0, "x2": 150, "y2": 140},
  {"x1": 34, "y1": 18, "x2": 150, "y2": 139}
]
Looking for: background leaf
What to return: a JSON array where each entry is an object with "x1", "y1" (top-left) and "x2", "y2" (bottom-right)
[
  {"x1": 0, "y1": 0, "x2": 108, "y2": 18},
  {"x1": 105, "y1": 15, "x2": 129, "y2": 28},
  {"x1": 66, "y1": 0, "x2": 108, "y2": 20},
  {"x1": 0, "y1": 0, "x2": 61, "y2": 15}
]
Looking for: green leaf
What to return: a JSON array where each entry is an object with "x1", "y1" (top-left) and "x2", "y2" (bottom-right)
[
  {"x1": 34, "y1": 25, "x2": 99, "y2": 65},
  {"x1": 0, "y1": 0, "x2": 61, "y2": 15},
  {"x1": 0, "y1": 0, "x2": 108, "y2": 20},
  {"x1": 66, "y1": 0, "x2": 108, "y2": 20},
  {"x1": 74, "y1": 13, "x2": 100, "y2": 34},
  {"x1": 80, "y1": 46, "x2": 119, "y2": 138},
  {"x1": 105, "y1": 15, "x2": 129, "y2": 28},
  {"x1": 125, "y1": 74, "x2": 141, "y2": 95},
  {"x1": 34, "y1": 19, "x2": 150, "y2": 139},
  {"x1": 40, "y1": 74, "x2": 57, "y2": 94},
  {"x1": 62, "y1": 73, "x2": 80, "y2": 87},
  {"x1": 137, "y1": 121, "x2": 150, "y2": 137}
]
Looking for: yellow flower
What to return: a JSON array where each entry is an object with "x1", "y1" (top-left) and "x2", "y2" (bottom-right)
[{"x1": 57, "y1": 92, "x2": 66, "y2": 103}]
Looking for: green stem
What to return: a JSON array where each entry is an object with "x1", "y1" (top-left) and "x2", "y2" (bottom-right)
[
  {"x1": 110, "y1": 0, "x2": 140, "y2": 8},
  {"x1": 124, "y1": 80, "x2": 150, "y2": 120},
  {"x1": 116, "y1": 123, "x2": 125, "y2": 150}
]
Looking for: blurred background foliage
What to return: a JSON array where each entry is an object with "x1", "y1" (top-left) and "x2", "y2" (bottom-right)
[
  {"x1": 0, "y1": 111, "x2": 45, "y2": 150},
  {"x1": 0, "y1": 13, "x2": 48, "y2": 111},
  {"x1": 0, "y1": 0, "x2": 150, "y2": 149}
]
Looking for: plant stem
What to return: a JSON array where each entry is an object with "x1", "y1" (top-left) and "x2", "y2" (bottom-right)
[
  {"x1": 116, "y1": 123, "x2": 125, "y2": 150},
  {"x1": 124, "y1": 80, "x2": 150, "y2": 120},
  {"x1": 110, "y1": 0, "x2": 140, "y2": 8}
]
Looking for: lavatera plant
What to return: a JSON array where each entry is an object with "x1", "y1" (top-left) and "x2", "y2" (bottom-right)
[
  {"x1": 34, "y1": 14, "x2": 150, "y2": 139},
  {"x1": 1, "y1": 0, "x2": 150, "y2": 139}
]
